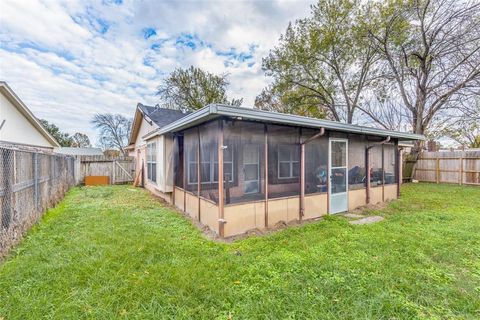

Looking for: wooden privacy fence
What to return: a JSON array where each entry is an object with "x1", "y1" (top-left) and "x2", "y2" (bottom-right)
[
  {"x1": 76, "y1": 155, "x2": 135, "y2": 185},
  {"x1": 414, "y1": 151, "x2": 480, "y2": 186}
]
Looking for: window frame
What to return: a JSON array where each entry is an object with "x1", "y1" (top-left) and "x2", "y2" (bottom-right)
[
  {"x1": 187, "y1": 143, "x2": 234, "y2": 185},
  {"x1": 146, "y1": 141, "x2": 157, "y2": 183},
  {"x1": 277, "y1": 144, "x2": 300, "y2": 179}
]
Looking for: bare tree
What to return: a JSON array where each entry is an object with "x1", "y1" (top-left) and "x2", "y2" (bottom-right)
[
  {"x1": 71, "y1": 132, "x2": 91, "y2": 148},
  {"x1": 358, "y1": 97, "x2": 409, "y2": 131},
  {"x1": 91, "y1": 114, "x2": 131, "y2": 156},
  {"x1": 433, "y1": 97, "x2": 480, "y2": 147},
  {"x1": 368, "y1": 0, "x2": 480, "y2": 151}
]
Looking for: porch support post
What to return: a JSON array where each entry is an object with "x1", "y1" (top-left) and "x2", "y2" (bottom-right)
[
  {"x1": 172, "y1": 136, "x2": 176, "y2": 206},
  {"x1": 197, "y1": 127, "x2": 201, "y2": 222},
  {"x1": 366, "y1": 136, "x2": 390, "y2": 205},
  {"x1": 264, "y1": 124, "x2": 269, "y2": 228},
  {"x1": 183, "y1": 138, "x2": 186, "y2": 212},
  {"x1": 299, "y1": 128, "x2": 324, "y2": 220},
  {"x1": 396, "y1": 142, "x2": 402, "y2": 198},
  {"x1": 382, "y1": 144, "x2": 385, "y2": 202},
  {"x1": 326, "y1": 132, "x2": 330, "y2": 214},
  {"x1": 218, "y1": 120, "x2": 225, "y2": 237},
  {"x1": 300, "y1": 143, "x2": 305, "y2": 220},
  {"x1": 365, "y1": 146, "x2": 370, "y2": 204}
]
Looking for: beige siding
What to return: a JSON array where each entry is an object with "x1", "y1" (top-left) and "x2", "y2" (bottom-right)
[
  {"x1": 384, "y1": 184, "x2": 398, "y2": 201},
  {"x1": 0, "y1": 93, "x2": 54, "y2": 149},
  {"x1": 174, "y1": 187, "x2": 185, "y2": 211},
  {"x1": 370, "y1": 186, "x2": 383, "y2": 204},
  {"x1": 348, "y1": 189, "x2": 366, "y2": 211},
  {"x1": 304, "y1": 193, "x2": 328, "y2": 219},
  {"x1": 185, "y1": 192, "x2": 199, "y2": 219},
  {"x1": 200, "y1": 199, "x2": 219, "y2": 233},
  {"x1": 224, "y1": 201, "x2": 265, "y2": 237}
]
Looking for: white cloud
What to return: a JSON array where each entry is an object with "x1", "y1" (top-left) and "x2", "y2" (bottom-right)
[{"x1": 0, "y1": 0, "x2": 314, "y2": 144}]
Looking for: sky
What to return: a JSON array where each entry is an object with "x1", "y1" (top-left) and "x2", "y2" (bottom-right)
[{"x1": 0, "y1": 0, "x2": 314, "y2": 145}]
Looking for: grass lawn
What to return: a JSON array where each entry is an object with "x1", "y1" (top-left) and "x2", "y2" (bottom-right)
[{"x1": 0, "y1": 183, "x2": 479, "y2": 319}]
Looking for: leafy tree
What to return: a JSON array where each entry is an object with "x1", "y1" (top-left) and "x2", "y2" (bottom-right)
[
  {"x1": 91, "y1": 114, "x2": 131, "y2": 156},
  {"x1": 255, "y1": 85, "x2": 327, "y2": 118},
  {"x1": 71, "y1": 132, "x2": 91, "y2": 148},
  {"x1": 157, "y1": 66, "x2": 243, "y2": 111},
  {"x1": 38, "y1": 119, "x2": 73, "y2": 147},
  {"x1": 260, "y1": 0, "x2": 379, "y2": 123},
  {"x1": 367, "y1": 0, "x2": 480, "y2": 151}
]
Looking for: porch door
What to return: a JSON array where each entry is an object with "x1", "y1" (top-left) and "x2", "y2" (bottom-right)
[
  {"x1": 329, "y1": 139, "x2": 348, "y2": 214},
  {"x1": 243, "y1": 144, "x2": 260, "y2": 194}
]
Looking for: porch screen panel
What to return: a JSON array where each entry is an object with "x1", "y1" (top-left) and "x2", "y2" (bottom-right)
[
  {"x1": 173, "y1": 135, "x2": 184, "y2": 189},
  {"x1": 184, "y1": 128, "x2": 199, "y2": 195},
  {"x1": 267, "y1": 124, "x2": 300, "y2": 199},
  {"x1": 200, "y1": 121, "x2": 220, "y2": 203},
  {"x1": 348, "y1": 136, "x2": 367, "y2": 190},
  {"x1": 223, "y1": 120, "x2": 265, "y2": 205},
  {"x1": 383, "y1": 143, "x2": 397, "y2": 184},
  {"x1": 369, "y1": 140, "x2": 384, "y2": 186},
  {"x1": 303, "y1": 129, "x2": 328, "y2": 194}
]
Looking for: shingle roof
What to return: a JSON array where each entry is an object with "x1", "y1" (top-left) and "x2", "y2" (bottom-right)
[{"x1": 138, "y1": 103, "x2": 190, "y2": 128}]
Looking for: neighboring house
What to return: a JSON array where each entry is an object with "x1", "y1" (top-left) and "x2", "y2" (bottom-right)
[
  {"x1": 130, "y1": 104, "x2": 424, "y2": 238},
  {"x1": 55, "y1": 147, "x2": 104, "y2": 156},
  {"x1": 0, "y1": 81, "x2": 60, "y2": 152},
  {"x1": 128, "y1": 103, "x2": 190, "y2": 199}
]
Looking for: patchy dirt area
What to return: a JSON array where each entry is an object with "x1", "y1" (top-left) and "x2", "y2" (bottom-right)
[{"x1": 349, "y1": 216, "x2": 384, "y2": 225}]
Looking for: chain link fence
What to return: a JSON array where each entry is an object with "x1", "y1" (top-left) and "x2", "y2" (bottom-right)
[{"x1": 0, "y1": 147, "x2": 75, "y2": 257}]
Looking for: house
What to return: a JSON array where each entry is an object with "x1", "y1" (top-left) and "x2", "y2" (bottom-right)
[
  {"x1": 55, "y1": 147, "x2": 104, "y2": 156},
  {"x1": 127, "y1": 103, "x2": 190, "y2": 199},
  {"x1": 130, "y1": 103, "x2": 424, "y2": 238},
  {"x1": 0, "y1": 81, "x2": 60, "y2": 152}
]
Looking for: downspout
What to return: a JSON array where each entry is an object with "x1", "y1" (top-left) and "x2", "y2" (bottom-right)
[
  {"x1": 264, "y1": 124, "x2": 269, "y2": 228},
  {"x1": 300, "y1": 128, "x2": 325, "y2": 220},
  {"x1": 397, "y1": 143, "x2": 403, "y2": 198},
  {"x1": 172, "y1": 135, "x2": 176, "y2": 206},
  {"x1": 218, "y1": 120, "x2": 225, "y2": 237},
  {"x1": 366, "y1": 136, "x2": 390, "y2": 204},
  {"x1": 197, "y1": 127, "x2": 201, "y2": 222}
]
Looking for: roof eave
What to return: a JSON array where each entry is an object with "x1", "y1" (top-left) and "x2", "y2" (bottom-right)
[
  {"x1": 0, "y1": 82, "x2": 61, "y2": 147},
  {"x1": 149, "y1": 104, "x2": 425, "y2": 141}
]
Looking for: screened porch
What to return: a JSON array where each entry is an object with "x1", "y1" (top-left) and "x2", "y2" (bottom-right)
[{"x1": 171, "y1": 118, "x2": 399, "y2": 237}]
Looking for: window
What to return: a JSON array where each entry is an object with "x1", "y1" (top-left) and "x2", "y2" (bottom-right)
[
  {"x1": 147, "y1": 142, "x2": 156, "y2": 182},
  {"x1": 223, "y1": 145, "x2": 234, "y2": 184},
  {"x1": 187, "y1": 142, "x2": 234, "y2": 185},
  {"x1": 278, "y1": 144, "x2": 299, "y2": 179},
  {"x1": 187, "y1": 144, "x2": 198, "y2": 185},
  {"x1": 201, "y1": 143, "x2": 218, "y2": 184},
  {"x1": 243, "y1": 144, "x2": 260, "y2": 194}
]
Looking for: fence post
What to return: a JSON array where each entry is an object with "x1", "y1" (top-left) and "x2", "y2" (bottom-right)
[
  {"x1": 33, "y1": 153, "x2": 39, "y2": 209},
  {"x1": 112, "y1": 160, "x2": 116, "y2": 185},
  {"x1": 459, "y1": 154, "x2": 463, "y2": 185},
  {"x1": 436, "y1": 157, "x2": 440, "y2": 184}
]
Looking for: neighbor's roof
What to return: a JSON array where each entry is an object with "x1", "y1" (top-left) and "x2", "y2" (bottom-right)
[
  {"x1": 138, "y1": 104, "x2": 191, "y2": 128},
  {"x1": 55, "y1": 147, "x2": 103, "y2": 156},
  {"x1": 129, "y1": 103, "x2": 190, "y2": 144},
  {"x1": 0, "y1": 81, "x2": 61, "y2": 147},
  {"x1": 144, "y1": 104, "x2": 425, "y2": 141}
]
